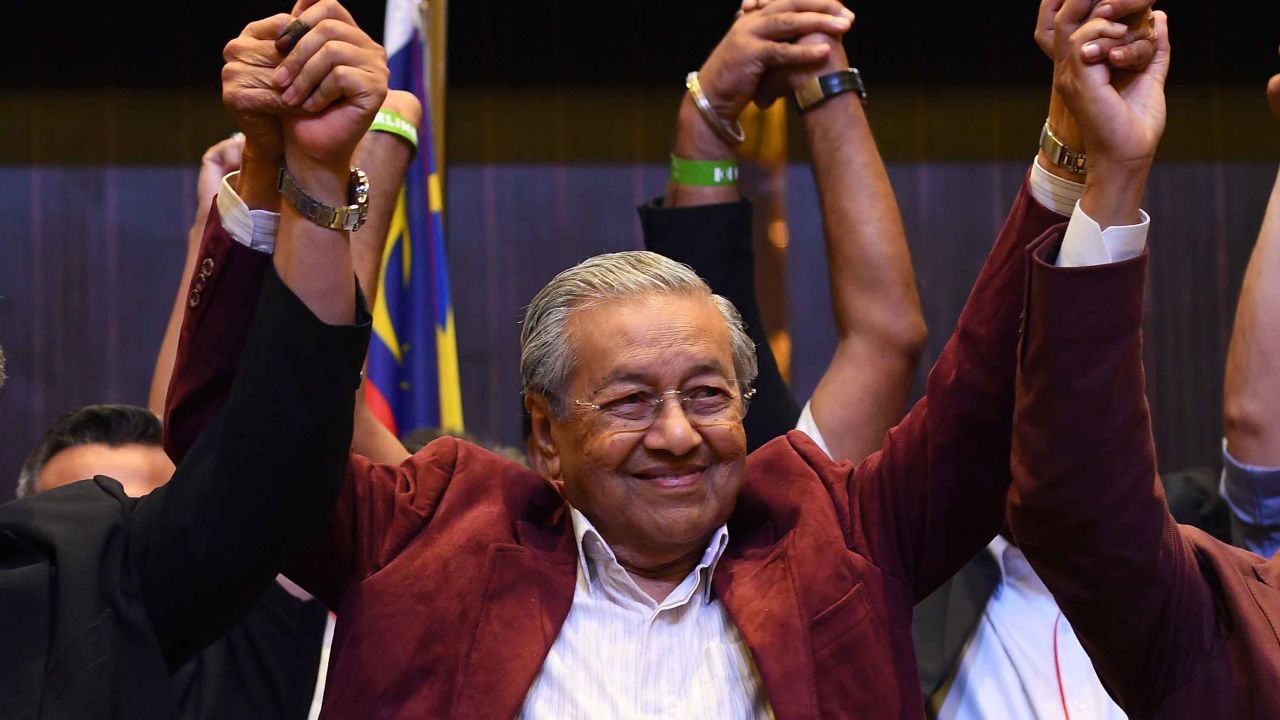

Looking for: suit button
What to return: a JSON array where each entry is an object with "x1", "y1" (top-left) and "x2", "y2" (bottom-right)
[
  {"x1": 201, "y1": 257, "x2": 215, "y2": 275},
  {"x1": 192, "y1": 274, "x2": 207, "y2": 293},
  {"x1": 188, "y1": 289, "x2": 201, "y2": 309}
]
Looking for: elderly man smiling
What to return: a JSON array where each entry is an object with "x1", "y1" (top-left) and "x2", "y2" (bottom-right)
[{"x1": 164, "y1": 0, "x2": 1162, "y2": 717}]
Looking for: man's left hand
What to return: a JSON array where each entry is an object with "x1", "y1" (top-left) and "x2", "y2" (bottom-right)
[{"x1": 274, "y1": 0, "x2": 390, "y2": 175}]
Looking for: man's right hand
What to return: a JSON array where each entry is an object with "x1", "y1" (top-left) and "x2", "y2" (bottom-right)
[
  {"x1": 222, "y1": 14, "x2": 295, "y2": 209},
  {"x1": 1053, "y1": 0, "x2": 1170, "y2": 228}
]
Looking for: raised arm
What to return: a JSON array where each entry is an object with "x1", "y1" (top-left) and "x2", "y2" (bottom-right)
[
  {"x1": 1219, "y1": 77, "x2": 1280, "y2": 555},
  {"x1": 130, "y1": 2, "x2": 385, "y2": 663},
  {"x1": 641, "y1": 0, "x2": 855, "y2": 449},
  {"x1": 788, "y1": 29, "x2": 926, "y2": 463},
  {"x1": 834, "y1": 0, "x2": 1161, "y2": 598},
  {"x1": 1005, "y1": 5, "x2": 1232, "y2": 716},
  {"x1": 164, "y1": 47, "x2": 416, "y2": 464}
]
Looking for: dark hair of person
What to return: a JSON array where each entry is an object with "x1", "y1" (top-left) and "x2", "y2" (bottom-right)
[{"x1": 16, "y1": 404, "x2": 163, "y2": 498}]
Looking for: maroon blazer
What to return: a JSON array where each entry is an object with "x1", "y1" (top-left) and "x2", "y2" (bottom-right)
[
  {"x1": 168, "y1": 184, "x2": 1066, "y2": 719},
  {"x1": 1008, "y1": 228, "x2": 1280, "y2": 719}
]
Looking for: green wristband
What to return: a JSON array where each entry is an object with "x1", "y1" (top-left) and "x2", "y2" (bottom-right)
[
  {"x1": 370, "y1": 109, "x2": 419, "y2": 150},
  {"x1": 670, "y1": 155, "x2": 739, "y2": 187}
]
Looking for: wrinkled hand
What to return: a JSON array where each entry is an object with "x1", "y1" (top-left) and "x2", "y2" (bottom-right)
[
  {"x1": 274, "y1": 0, "x2": 390, "y2": 173},
  {"x1": 699, "y1": 0, "x2": 852, "y2": 121},
  {"x1": 1268, "y1": 73, "x2": 1280, "y2": 120},
  {"x1": 1052, "y1": 0, "x2": 1170, "y2": 170},
  {"x1": 1036, "y1": 0, "x2": 1157, "y2": 70},
  {"x1": 222, "y1": 14, "x2": 295, "y2": 162}
]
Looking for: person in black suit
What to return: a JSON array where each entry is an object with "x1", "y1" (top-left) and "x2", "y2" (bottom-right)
[
  {"x1": 14, "y1": 402, "x2": 330, "y2": 720},
  {"x1": 0, "y1": 12, "x2": 386, "y2": 717}
]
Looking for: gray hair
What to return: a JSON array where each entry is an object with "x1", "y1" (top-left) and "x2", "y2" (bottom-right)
[{"x1": 520, "y1": 251, "x2": 758, "y2": 416}]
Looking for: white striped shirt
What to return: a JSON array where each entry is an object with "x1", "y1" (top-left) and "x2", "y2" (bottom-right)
[{"x1": 518, "y1": 508, "x2": 774, "y2": 719}]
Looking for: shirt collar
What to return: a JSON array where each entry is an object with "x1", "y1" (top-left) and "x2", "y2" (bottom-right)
[
  {"x1": 569, "y1": 506, "x2": 730, "y2": 604},
  {"x1": 986, "y1": 534, "x2": 1052, "y2": 598}
]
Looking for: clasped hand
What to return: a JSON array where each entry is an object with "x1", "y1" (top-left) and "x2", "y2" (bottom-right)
[{"x1": 222, "y1": 0, "x2": 389, "y2": 178}]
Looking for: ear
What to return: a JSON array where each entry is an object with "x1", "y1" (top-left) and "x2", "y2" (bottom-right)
[{"x1": 524, "y1": 393, "x2": 562, "y2": 481}]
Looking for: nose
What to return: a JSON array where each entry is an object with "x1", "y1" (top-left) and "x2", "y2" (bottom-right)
[{"x1": 642, "y1": 396, "x2": 703, "y2": 457}]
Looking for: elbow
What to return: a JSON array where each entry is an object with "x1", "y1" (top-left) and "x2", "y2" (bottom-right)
[
  {"x1": 852, "y1": 315, "x2": 928, "y2": 364},
  {"x1": 1225, "y1": 393, "x2": 1275, "y2": 458}
]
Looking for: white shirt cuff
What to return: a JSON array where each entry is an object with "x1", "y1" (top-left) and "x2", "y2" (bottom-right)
[
  {"x1": 216, "y1": 171, "x2": 279, "y2": 254},
  {"x1": 1029, "y1": 155, "x2": 1084, "y2": 217},
  {"x1": 794, "y1": 400, "x2": 833, "y2": 459},
  {"x1": 1055, "y1": 201, "x2": 1150, "y2": 268}
]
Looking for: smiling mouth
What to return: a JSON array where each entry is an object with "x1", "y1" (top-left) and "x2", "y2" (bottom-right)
[{"x1": 632, "y1": 467, "x2": 707, "y2": 490}]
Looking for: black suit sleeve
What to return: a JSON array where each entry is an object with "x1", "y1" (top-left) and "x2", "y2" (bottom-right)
[
  {"x1": 130, "y1": 268, "x2": 370, "y2": 667},
  {"x1": 638, "y1": 197, "x2": 800, "y2": 451}
]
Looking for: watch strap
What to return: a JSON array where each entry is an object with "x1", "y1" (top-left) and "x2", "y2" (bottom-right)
[
  {"x1": 794, "y1": 68, "x2": 867, "y2": 111},
  {"x1": 276, "y1": 165, "x2": 370, "y2": 232},
  {"x1": 1039, "y1": 120, "x2": 1088, "y2": 175}
]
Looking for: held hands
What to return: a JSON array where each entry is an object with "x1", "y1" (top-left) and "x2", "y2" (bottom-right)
[
  {"x1": 1036, "y1": 0, "x2": 1158, "y2": 70},
  {"x1": 275, "y1": 0, "x2": 389, "y2": 177},
  {"x1": 221, "y1": 0, "x2": 389, "y2": 187},
  {"x1": 1051, "y1": 0, "x2": 1170, "y2": 173},
  {"x1": 738, "y1": 0, "x2": 850, "y2": 98},
  {"x1": 698, "y1": 0, "x2": 853, "y2": 124}
]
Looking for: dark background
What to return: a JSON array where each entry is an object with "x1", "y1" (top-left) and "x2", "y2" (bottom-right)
[
  {"x1": 11, "y1": 2, "x2": 1280, "y2": 89},
  {"x1": 4, "y1": 1, "x2": 1280, "y2": 498}
]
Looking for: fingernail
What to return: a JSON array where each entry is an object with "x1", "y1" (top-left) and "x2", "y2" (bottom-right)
[
  {"x1": 842, "y1": 7, "x2": 854, "y2": 19},
  {"x1": 282, "y1": 85, "x2": 298, "y2": 105},
  {"x1": 273, "y1": 66, "x2": 291, "y2": 87},
  {"x1": 834, "y1": 16, "x2": 851, "y2": 29},
  {"x1": 1082, "y1": 42, "x2": 1101, "y2": 60},
  {"x1": 1093, "y1": 2, "x2": 1114, "y2": 18},
  {"x1": 303, "y1": 97, "x2": 316, "y2": 111}
]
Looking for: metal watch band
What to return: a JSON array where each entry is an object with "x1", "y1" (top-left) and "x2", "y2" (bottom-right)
[
  {"x1": 276, "y1": 165, "x2": 371, "y2": 232},
  {"x1": 794, "y1": 68, "x2": 867, "y2": 111},
  {"x1": 1039, "y1": 120, "x2": 1088, "y2": 175}
]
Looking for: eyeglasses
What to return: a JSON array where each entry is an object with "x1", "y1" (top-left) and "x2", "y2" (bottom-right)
[{"x1": 567, "y1": 381, "x2": 755, "y2": 433}]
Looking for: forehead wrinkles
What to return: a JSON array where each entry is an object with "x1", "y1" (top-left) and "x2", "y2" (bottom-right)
[{"x1": 565, "y1": 294, "x2": 732, "y2": 386}]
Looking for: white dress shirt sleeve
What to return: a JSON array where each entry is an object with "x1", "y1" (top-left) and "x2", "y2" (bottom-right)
[
  {"x1": 1028, "y1": 154, "x2": 1151, "y2": 268},
  {"x1": 794, "y1": 401, "x2": 833, "y2": 459},
  {"x1": 216, "y1": 171, "x2": 280, "y2": 254}
]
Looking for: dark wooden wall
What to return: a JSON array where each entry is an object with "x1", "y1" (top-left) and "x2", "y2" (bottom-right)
[{"x1": 1, "y1": 156, "x2": 1272, "y2": 498}]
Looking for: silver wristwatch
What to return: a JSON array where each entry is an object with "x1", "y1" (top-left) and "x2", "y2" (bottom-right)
[
  {"x1": 277, "y1": 164, "x2": 371, "y2": 231},
  {"x1": 1039, "y1": 121, "x2": 1087, "y2": 175}
]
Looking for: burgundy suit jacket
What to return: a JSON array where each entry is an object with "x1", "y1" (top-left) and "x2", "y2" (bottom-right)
[
  {"x1": 167, "y1": 183, "x2": 1066, "y2": 719},
  {"x1": 1009, "y1": 229, "x2": 1280, "y2": 719}
]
